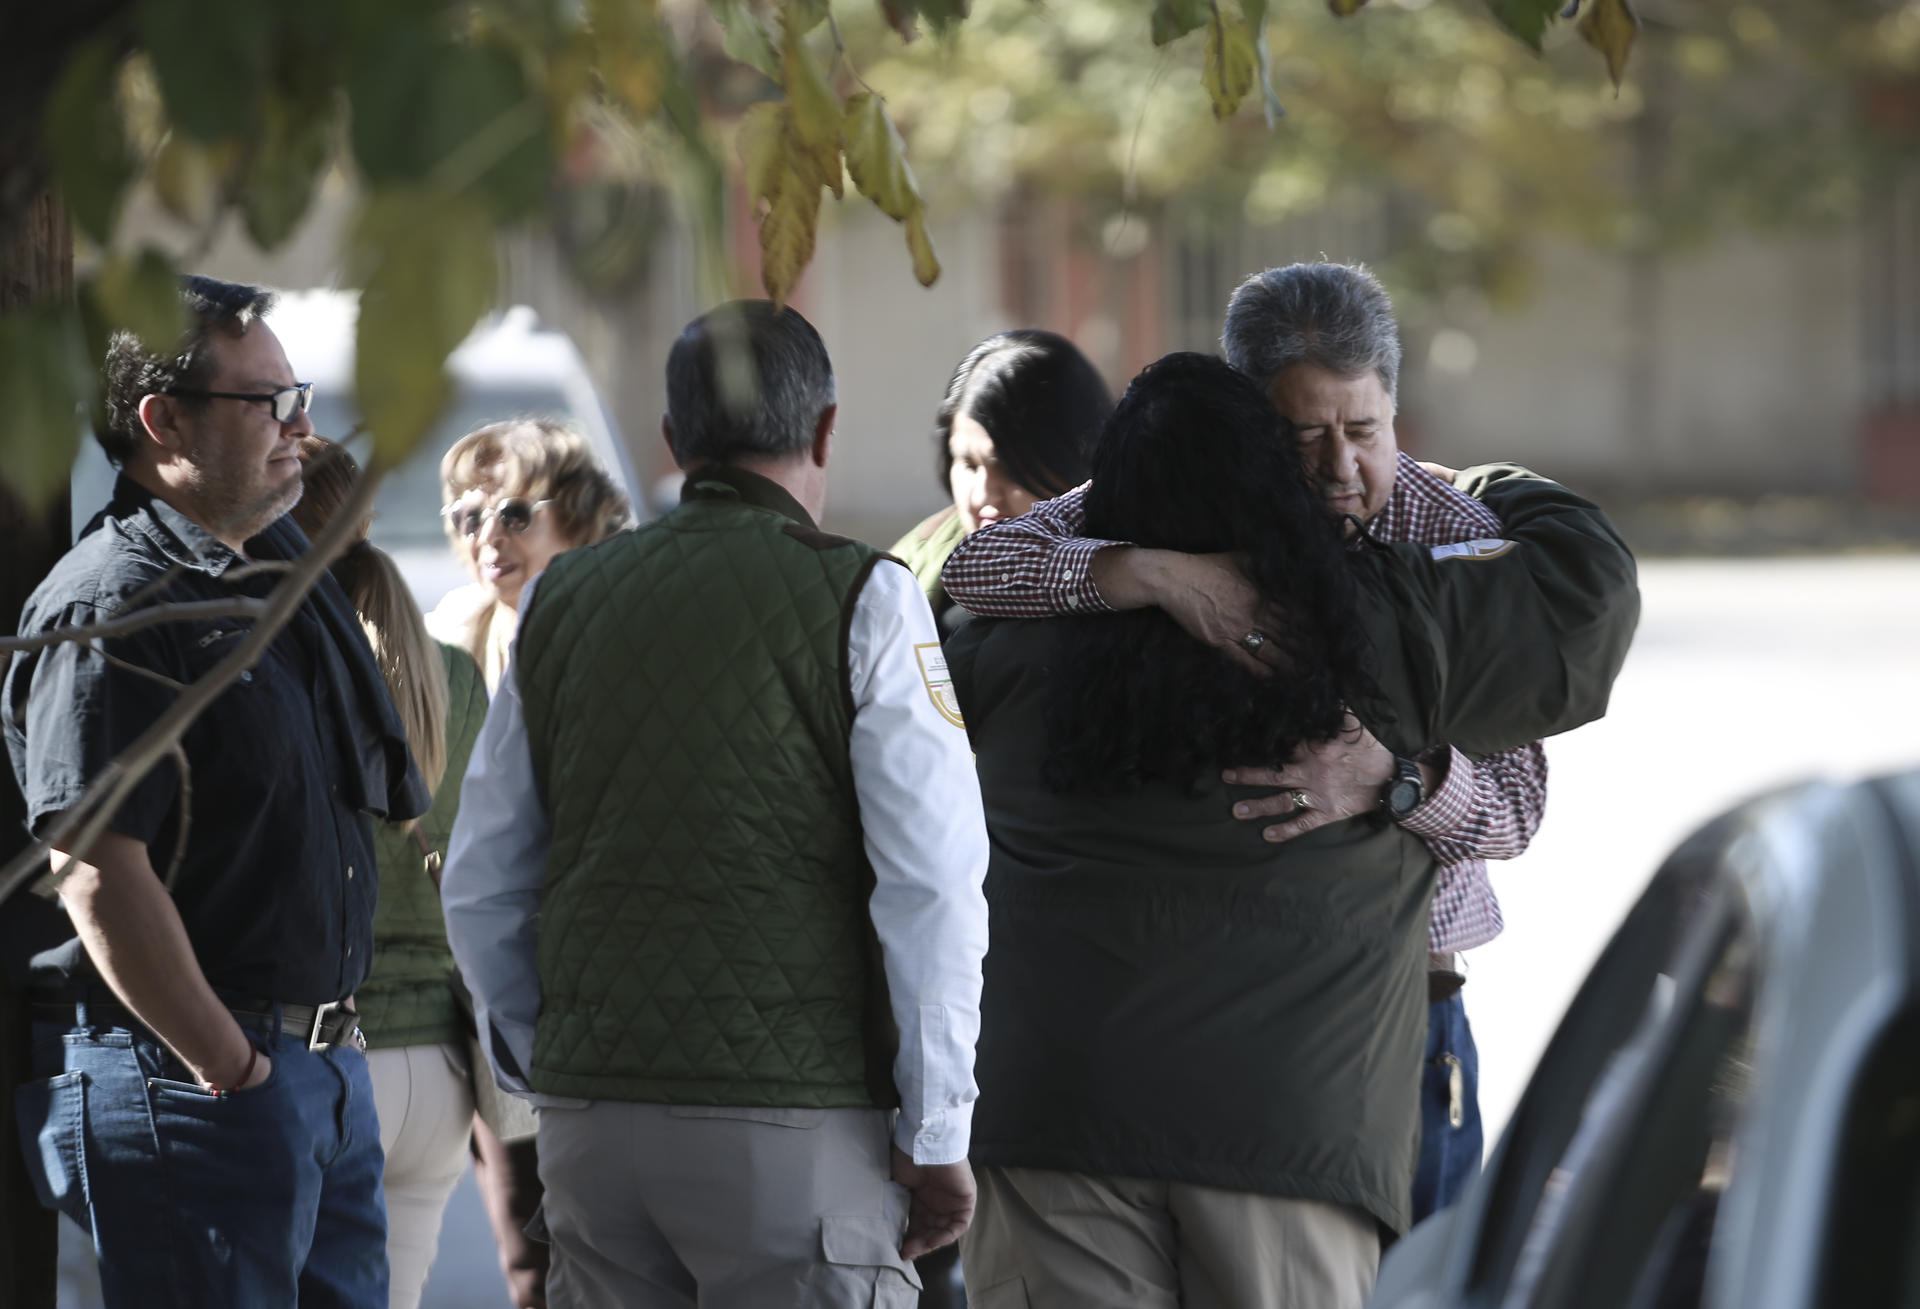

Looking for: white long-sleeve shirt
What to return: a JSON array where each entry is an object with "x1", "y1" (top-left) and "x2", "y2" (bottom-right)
[{"x1": 441, "y1": 562, "x2": 991, "y2": 1165}]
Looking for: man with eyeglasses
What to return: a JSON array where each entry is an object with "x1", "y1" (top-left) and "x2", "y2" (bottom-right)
[{"x1": 5, "y1": 275, "x2": 428, "y2": 1307}]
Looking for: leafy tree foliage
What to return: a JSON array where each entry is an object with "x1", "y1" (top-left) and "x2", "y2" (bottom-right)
[{"x1": 1, "y1": 0, "x2": 1911, "y2": 503}]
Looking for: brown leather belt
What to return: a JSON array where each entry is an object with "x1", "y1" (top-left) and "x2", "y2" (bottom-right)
[
  {"x1": 30, "y1": 988, "x2": 362, "y2": 1051},
  {"x1": 1428, "y1": 952, "x2": 1466, "y2": 1003}
]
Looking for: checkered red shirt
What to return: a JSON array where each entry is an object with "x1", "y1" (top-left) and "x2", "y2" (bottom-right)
[{"x1": 941, "y1": 451, "x2": 1546, "y2": 953}]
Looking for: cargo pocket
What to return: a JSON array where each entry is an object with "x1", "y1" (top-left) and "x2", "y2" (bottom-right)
[
  {"x1": 971, "y1": 1278, "x2": 1033, "y2": 1309},
  {"x1": 821, "y1": 1213, "x2": 924, "y2": 1307},
  {"x1": 14, "y1": 1070, "x2": 88, "y2": 1224}
]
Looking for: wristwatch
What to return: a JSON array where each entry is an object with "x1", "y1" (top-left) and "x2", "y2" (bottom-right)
[{"x1": 1381, "y1": 755, "x2": 1425, "y2": 820}]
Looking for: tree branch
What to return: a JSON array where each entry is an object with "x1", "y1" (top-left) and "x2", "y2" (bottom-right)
[
  {"x1": 0, "y1": 598, "x2": 267, "y2": 656},
  {"x1": 0, "y1": 465, "x2": 383, "y2": 906}
]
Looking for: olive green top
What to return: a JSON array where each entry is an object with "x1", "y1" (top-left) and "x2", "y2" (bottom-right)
[{"x1": 357, "y1": 643, "x2": 489, "y2": 1050}]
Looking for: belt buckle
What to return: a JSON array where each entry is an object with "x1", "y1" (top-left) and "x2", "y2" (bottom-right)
[{"x1": 309, "y1": 999, "x2": 345, "y2": 1052}]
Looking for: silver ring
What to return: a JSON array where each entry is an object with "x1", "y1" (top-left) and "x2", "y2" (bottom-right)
[
  {"x1": 1290, "y1": 789, "x2": 1312, "y2": 813},
  {"x1": 1240, "y1": 630, "x2": 1267, "y2": 655}
]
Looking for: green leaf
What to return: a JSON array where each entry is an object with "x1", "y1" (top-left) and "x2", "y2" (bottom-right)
[
  {"x1": 349, "y1": 186, "x2": 499, "y2": 465},
  {"x1": 1482, "y1": 0, "x2": 1563, "y2": 51},
  {"x1": 1202, "y1": 5, "x2": 1257, "y2": 120},
  {"x1": 782, "y1": 7, "x2": 844, "y2": 199},
  {"x1": 349, "y1": 29, "x2": 551, "y2": 219},
  {"x1": 906, "y1": 208, "x2": 940, "y2": 287},
  {"x1": 787, "y1": 0, "x2": 832, "y2": 37},
  {"x1": 1577, "y1": 0, "x2": 1639, "y2": 88},
  {"x1": 711, "y1": 0, "x2": 781, "y2": 81},
  {"x1": 42, "y1": 39, "x2": 134, "y2": 246},
  {"x1": 244, "y1": 98, "x2": 338, "y2": 250},
  {"x1": 1326, "y1": 0, "x2": 1369, "y2": 15},
  {"x1": 138, "y1": 0, "x2": 274, "y2": 142},
  {"x1": 1151, "y1": 0, "x2": 1209, "y2": 47},
  {"x1": 89, "y1": 247, "x2": 185, "y2": 354},
  {"x1": 0, "y1": 305, "x2": 92, "y2": 507},
  {"x1": 842, "y1": 93, "x2": 921, "y2": 222},
  {"x1": 153, "y1": 134, "x2": 238, "y2": 228}
]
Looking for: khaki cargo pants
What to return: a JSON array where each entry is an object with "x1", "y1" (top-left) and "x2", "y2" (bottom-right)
[
  {"x1": 536, "y1": 1102, "x2": 922, "y2": 1309},
  {"x1": 961, "y1": 1165, "x2": 1379, "y2": 1309}
]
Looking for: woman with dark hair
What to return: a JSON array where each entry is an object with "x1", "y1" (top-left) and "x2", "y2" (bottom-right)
[
  {"x1": 891, "y1": 330, "x2": 1111, "y2": 632},
  {"x1": 947, "y1": 354, "x2": 1436, "y2": 1309}
]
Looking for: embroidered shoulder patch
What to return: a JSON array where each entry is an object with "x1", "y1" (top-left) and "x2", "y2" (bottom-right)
[
  {"x1": 1428, "y1": 538, "x2": 1517, "y2": 562},
  {"x1": 914, "y1": 642, "x2": 966, "y2": 728}
]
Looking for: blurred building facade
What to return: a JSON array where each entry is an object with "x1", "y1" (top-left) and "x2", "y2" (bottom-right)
[{"x1": 119, "y1": 155, "x2": 1920, "y2": 546}]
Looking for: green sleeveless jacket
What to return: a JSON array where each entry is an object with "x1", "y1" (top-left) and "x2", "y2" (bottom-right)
[
  {"x1": 358, "y1": 643, "x2": 489, "y2": 1049},
  {"x1": 513, "y1": 466, "x2": 898, "y2": 1106}
]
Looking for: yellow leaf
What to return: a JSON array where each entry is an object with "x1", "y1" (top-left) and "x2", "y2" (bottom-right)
[
  {"x1": 782, "y1": 5, "x2": 843, "y2": 199},
  {"x1": 906, "y1": 207, "x2": 940, "y2": 287},
  {"x1": 739, "y1": 101, "x2": 788, "y2": 205},
  {"x1": 1202, "y1": 6, "x2": 1257, "y2": 120},
  {"x1": 1578, "y1": 0, "x2": 1639, "y2": 89},
  {"x1": 589, "y1": 0, "x2": 665, "y2": 118},
  {"x1": 842, "y1": 92, "x2": 920, "y2": 223},
  {"x1": 758, "y1": 151, "x2": 823, "y2": 306}
]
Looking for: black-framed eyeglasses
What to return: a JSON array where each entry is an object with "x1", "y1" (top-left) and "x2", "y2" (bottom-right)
[
  {"x1": 165, "y1": 382, "x2": 314, "y2": 424},
  {"x1": 441, "y1": 497, "x2": 554, "y2": 538}
]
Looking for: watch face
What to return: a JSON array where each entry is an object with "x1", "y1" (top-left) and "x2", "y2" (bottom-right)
[{"x1": 1388, "y1": 778, "x2": 1422, "y2": 816}]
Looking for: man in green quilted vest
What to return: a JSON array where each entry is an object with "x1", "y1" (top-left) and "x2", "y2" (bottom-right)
[{"x1": 442, "y1": 301, "x2": 991, "y2": 1309}]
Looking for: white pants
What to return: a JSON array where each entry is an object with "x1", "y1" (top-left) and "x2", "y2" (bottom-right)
[{"x1": 368, "y1": 1042, "x2": 476, "y2": 1309}]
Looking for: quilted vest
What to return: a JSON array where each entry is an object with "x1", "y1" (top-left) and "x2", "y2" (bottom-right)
[{"x1": 513, "y1": 466, "x2": 896, "y2": 1107}]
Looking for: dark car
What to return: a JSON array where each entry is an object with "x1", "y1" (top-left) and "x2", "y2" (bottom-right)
[{"x1": 1371, "y1": 768, "x2": 1920, "y2": 1309}]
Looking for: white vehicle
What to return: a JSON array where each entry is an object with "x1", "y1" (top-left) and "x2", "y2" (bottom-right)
[{"x1": 71, "y1": 291, "x2": 641, "y2": 611}]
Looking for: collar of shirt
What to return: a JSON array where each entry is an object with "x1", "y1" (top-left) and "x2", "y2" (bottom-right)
[{"x1": 107, "y1": 474, "x2": 244, "y2": 579}]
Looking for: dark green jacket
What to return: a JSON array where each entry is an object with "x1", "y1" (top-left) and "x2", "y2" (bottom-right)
[
  {"x1": 948, "y1": 466, "x2": 1639, "y2": 1235},
  {"x1": 1349, "y1": 463, "x2": 1640, "y2": 758},
  {"x1": 358, "y1": 644, "x2": 489, "y2": 1050},
  {"x1": 950, "y1": 615, "x2": 1433, "y2": 1233},
  {"x1": 512, "y1": 467, "x2": 898, "y2": 1106}
]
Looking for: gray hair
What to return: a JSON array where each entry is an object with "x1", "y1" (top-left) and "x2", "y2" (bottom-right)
[
  {"x1": 664, "y1": 300, "x2": 836, "y2": 465},
  {"x1": 1220, "y1": 262, "x2": 1402, "y2": 405},
  {"x1": 100, "y1": 274, "x2": 276, "y2": 466}
]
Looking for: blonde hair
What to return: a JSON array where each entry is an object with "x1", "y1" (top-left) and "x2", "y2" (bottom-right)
[
  {"x1": 293, "y1": 436, "x2": 450, "y2": 799},
  {"x1": 438, "y1": 419, "x2": 633, "y2": 676},
  {"x1": 440, "y1": 419, "x2": 632, "y2": 551}
]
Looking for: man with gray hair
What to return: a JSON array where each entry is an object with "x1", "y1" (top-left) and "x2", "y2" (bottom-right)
[
  {"x1": 944, "y1": 261, "x2": 1555, "y2": 1223},
  {"x1": 443, "y1": 300, "x2": 991, "y2": 1307}
]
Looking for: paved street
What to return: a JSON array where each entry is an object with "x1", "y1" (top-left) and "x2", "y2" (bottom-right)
[{"x1": 402, "y1": 555, "x2": 1918, "y2": 1304}]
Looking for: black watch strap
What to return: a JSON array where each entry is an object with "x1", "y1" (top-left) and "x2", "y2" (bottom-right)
[{"x1": 1382, "y1": 755, "x2": 1425, "y2": 820}]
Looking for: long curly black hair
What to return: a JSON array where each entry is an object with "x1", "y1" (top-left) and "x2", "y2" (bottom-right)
[{"x1": 1042, "y1": 352, "x2": 1383, "y2": 793}]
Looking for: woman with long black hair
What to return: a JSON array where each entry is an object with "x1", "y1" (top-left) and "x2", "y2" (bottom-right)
[{"x1": 947, "y1": 353, "x2": 1433, "y2": 1309}]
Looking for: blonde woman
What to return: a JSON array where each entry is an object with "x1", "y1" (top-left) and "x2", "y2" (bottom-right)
[
  {"x1": 424, "y1": 418, "x2": 628, "y2": 1308},
  {"x1": 427, "y1": 420, "x2": 632, "y2": 693},
  {"x1": 292, "y1": 438, "x2": 492, "y2": 1309}
]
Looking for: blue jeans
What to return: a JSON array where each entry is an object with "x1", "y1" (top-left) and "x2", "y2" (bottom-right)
[
  {"x1": 15, "y1": 1012, "x2": 388, "y2": 1308},
  {"x1": 1410, "y1": 992, "x2": 1483, "y2": 1225}
]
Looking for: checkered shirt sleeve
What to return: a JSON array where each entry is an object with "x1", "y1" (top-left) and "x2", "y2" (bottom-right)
[
  {"x1": 1374, "y1": 454, "x2": 1549, "y2": 954},
  {"x1": 940, "y1": 483, "x2": 1118, "y2": 616}
]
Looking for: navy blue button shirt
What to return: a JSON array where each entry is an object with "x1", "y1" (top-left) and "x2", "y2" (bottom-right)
[{"x1": 4, "y1": 478, "x2": 384, "y2": 1003}]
